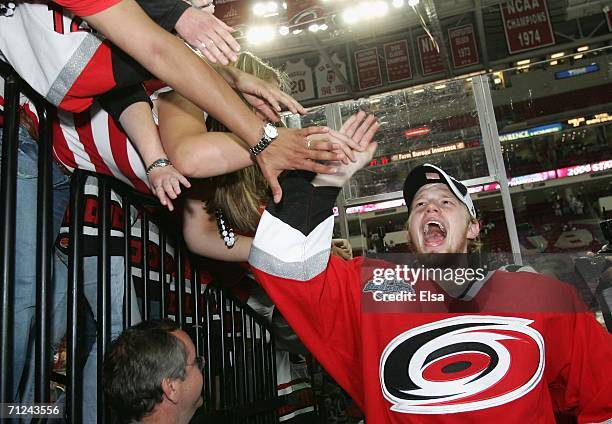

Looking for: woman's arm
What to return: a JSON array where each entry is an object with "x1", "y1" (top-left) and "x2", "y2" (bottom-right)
[
  {"x1": 118, "y1": 101, "x2": 190, "y2": 210},
  {"x1": 156, "y1": 90, "x2": 255, "y2": 177},
  {"x1": 80, "y1": 0, "x2": 339, "y2": 203},
  {"x1": 183, "y1": 197, "x2": 252, "y2": 261}
]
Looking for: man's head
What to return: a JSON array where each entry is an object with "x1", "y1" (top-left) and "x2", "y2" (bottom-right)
[
  {"x1": 403, "y1": 164, "x2": 480, "y2": 254},
  {"x1": 103, "y1": 319, "x2": 204, "y2": 424}
]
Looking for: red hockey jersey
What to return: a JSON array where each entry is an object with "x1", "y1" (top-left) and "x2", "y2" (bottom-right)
[{"x1": 248, "y1": 173, "x2": 612, "y2": 424}]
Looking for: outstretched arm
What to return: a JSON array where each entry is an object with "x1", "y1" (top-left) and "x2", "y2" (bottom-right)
[
  {"x1": 247, "y1": 112, "x2": 379, "y2": 408},
  {"x1": 77, "y1": 0, "x2": 344, "y2": 202},
  {"x1": 182, "y1": 196, "x2": 252, "y2": 261},
  {"x1": 117, "y1": 101, "x2": 190, "y2": 211},
  {"x1": 156, "y1": 90, "x2": 344, "y2": 178}
]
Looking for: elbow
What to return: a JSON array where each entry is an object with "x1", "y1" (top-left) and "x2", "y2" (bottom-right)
[{"x1": 168, "y1": 142, "x2": 202, "y2": 177}]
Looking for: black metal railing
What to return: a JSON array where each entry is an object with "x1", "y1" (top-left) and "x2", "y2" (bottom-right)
[
  {"x1": 1, "y1": 63, "x2": 278, "y2": 423},
  {"x1": 0, "y1": 60, "x2": 56, "y2": 407}
]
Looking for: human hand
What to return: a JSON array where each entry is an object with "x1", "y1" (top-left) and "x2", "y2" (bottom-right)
[
  {"x1": 256, "y1": 126, "x2": 348, "y2": 203},
  {"x1": 332, "y1": 238, "x2": 353, "y2": 260},
  {"x1": 232, "y1": 70, "x2": 306, "y2": 121},
  {"x1": 175, "y1": 7, "x2": 240, "y2": 65},
  {"x1": 148, "y1": 165, "x2": 192, "y2": 212},
  {"x1": 311, "y1": 112, "x2": 379, "y2": 188}
]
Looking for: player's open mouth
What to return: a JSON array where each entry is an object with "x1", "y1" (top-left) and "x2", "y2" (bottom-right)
[{"x1": 423, "y1": 220, "x2": 447, "y2": 246}]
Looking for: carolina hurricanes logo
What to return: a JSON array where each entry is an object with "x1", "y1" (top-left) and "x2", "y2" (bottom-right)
[{"x1": 380, "y1": 316, "x2": 544, "y2": 414}]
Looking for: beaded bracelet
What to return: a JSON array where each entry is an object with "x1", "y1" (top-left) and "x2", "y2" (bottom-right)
[
  {"x1": 0, "y1": 2, "x2": 16, "y2": 17},
  {"x1": 215, "y1": 209, "x2": 235, "y2": 249}
]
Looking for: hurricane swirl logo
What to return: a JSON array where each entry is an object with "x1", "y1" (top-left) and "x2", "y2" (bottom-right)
[{"x1": 380, "y1": 316, "x2": 544, "y2": 414}]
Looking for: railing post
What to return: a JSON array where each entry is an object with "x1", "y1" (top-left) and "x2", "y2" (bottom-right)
[
  {"x1": 97, "y1": 176, "x2": 112, "y2": 423},
  {"x1": 0, "y1": 73, "x2": 20, "y2": 403},
  {"x1": 34, "y1": 104, "x2": 54, "y2": 404},
  {"x1": 67, "y1": 171, "x2": 85, "y2": 423}
]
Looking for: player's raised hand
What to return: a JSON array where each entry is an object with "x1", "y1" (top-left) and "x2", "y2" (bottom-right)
[{"x1": 311, "y1": 112, "x2": 380, "y2": 188}]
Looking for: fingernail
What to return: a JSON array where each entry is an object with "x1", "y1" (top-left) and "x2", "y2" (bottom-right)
[{"x1": 331, "y1": 168, "x2": 338, "y2": 173}]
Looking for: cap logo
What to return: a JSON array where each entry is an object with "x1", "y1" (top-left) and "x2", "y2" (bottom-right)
[{"x1": 425, "y1": 172, "x2": 441, "y2": 180}]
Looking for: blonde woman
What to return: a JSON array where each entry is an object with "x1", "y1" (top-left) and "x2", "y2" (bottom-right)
[{"x1": 156, "y1": 52, "x2": 379, "y2": 261}]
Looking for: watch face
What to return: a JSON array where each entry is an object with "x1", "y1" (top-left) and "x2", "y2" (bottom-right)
[{"x1": 264, "y1": 123, "x2": 278, "y2": 139}]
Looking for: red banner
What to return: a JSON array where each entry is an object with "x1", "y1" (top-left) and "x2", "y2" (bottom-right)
[
  {"x1": 500, "y1": 0, "x2": 555, "y2": 54},
  {"x1": 417, "y1": 35, "x2": 444, "y2": 76},
  {"x1": 606, "y1": 6, "x2": 612, "y2": 32},
  {"x1": 214, "y1": 0, "x2": 249, "y2": 27},
  {"x1": 355, "y1": 47, "x2": 382, "y2": 90},
  {"x1": 448, "y1": 24, "x2": 479, "y2": 68},
  {"x1": 383, "y1": 40, "x2": 412, "y2": 83}
]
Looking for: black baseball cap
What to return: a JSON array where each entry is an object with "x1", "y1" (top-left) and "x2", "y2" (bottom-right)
[{"x1": 403, "y1": 163, "x2": 477, "y2": 218}]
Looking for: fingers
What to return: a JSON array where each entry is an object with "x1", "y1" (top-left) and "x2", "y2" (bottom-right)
[
  {"x1": 307, "y1": 149, "x2": 345, "y2": 163},
  {"x1": 262, "y1": 91, "x2": 282, "y2": 114},
  {"x1": 205, "y1": 14, "x2": 240, "y2": 63},
  {"x1": 360, "y1": 121, "x2": 381, "y2": 148},
  {"x1": 256, "y1": 103, "x2": 280, "y2": 122},
  {"x1": 149, "y1": 168, "x2": 192, "y2": 212},
  {"x1": 178, "y1": 174, "x2": 192, "y2": 188},
  {"x1": 352, "y1": 113, "x2": 378, "y2": 144},
  {"x1": 213, "y1": 19, "x2": 241, "y2": 55},
  {"x1": 154, "y1": 185, "x2": 173, "y2": 211},
  {"x1": 202, "y1": 35, "x2": 231, "y2": 66},
  {"x1": 199, "y1": 46, "x2": 219, "y2": 64},
  {"x1": 276, "y1": 91, "x2": 304, "y2": 115},
  {"x1": 306, "y1": 139, "x2": 348, "y2": 163},
  {"x1": 301, "y1": 161, "x2": 338, "y2": 175},
  {"x1": 300, "y1": 126, "x2": 330, "y2": 138},
  {"x1": 339, "y1": 111, "x2": 364, "y2": 137},
  {"x1": 328, "y1": 130, "x2": 362, "y2": 156}
]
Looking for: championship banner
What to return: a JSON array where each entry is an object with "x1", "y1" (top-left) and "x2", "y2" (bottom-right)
[
  {"x1": 417, "y1": 35, "x2": 444, "y2": 76},
  {"x1": 315, "y1": 53, "x2": 349, "y2": 98},
  {"x1": 448, "y1": 24, "x2": 479, "y2": 68},
  {"x1": 215, "y1": 0, "x2": 249, "y2": 27},
  {"x1": 383, "y1": 40, "x2": 412, "y2": 83},
  {"x1": 281, "y1": 58, "x2": 316, "y2": 101},
  {"x1": 355, "y1": 47, "x2": 382, "y2": 90},
  {"x1": 605, "y1": 5, "x2": 612, "y2": 32},
  {"x1": 500, "y1": 0, "x2": 555, "y2": 54},
  {"x1": 286, "y1": 0, "x2": 325, "y2": 23}
]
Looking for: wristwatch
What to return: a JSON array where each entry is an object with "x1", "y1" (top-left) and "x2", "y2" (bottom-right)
[{"x1": 249, "y1": 122, "x2": 279, "y2": 156}]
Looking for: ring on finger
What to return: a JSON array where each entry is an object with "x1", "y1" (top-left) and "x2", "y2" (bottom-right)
[{"x1": 306, "y1": 139, "x2": 312, "y2": 150}]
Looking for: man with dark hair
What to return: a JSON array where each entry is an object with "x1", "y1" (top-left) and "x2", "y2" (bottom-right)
[
  {"x1": 104, "y1": 319, "x2": 204, "y2": 423},
  {"x1": 247, "y1": 115, "x2": 612, "y2": 423}
]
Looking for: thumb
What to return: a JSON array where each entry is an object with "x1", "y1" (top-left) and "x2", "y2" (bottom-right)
[
  {"x1": 264, "y1": 169, "x2": 283, "y2": 203},
  {"x1": 271, "y1": 178, "x2": 283, "y2": 204}
]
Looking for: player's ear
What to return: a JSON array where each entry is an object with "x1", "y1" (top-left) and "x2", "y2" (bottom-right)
[{"x1": 467, "y1": 219, "x2": 480, "y2": 240}]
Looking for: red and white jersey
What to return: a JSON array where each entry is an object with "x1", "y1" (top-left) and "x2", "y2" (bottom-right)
[
  {"x1": 0, "y1": 1, "x2": 116, "y2": 112},
  {"x1": 52, "y1": 102, "x2": 150, "y2": 193},
  {"x1": 248, "y1": 173, "x2": 612, "y2": 424}
]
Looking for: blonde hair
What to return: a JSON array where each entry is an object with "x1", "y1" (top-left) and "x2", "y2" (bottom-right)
[{"x1": 204, "y1": 52, "x2": 289, "y2": 234}]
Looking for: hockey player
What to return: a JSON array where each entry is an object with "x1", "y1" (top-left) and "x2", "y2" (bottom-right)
[{"x1": 248, "y1": 128, "x2": 612, "y2": 422}]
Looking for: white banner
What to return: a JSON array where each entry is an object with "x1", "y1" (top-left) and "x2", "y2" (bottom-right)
[
  {"x1": 315, "y1": 53, "x2": 349, "y2": 98},
  {"x1": 282, "y1": 58, "x2": 315, "y2": 101}
]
